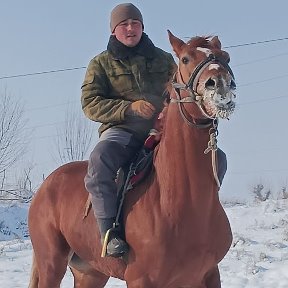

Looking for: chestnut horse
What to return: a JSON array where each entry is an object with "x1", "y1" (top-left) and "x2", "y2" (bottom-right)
[{"x1": 28, "y1": 31, "x2": 236, "y2": 288}]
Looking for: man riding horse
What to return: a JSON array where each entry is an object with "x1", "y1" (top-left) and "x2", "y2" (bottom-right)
[{"x1": 81, "y1": 3, "x2": 227, "y2": 258}]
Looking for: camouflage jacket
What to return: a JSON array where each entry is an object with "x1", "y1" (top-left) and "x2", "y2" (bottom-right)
[{"x1": 81, "y1": 34, "x2": 176, "y2": 142}]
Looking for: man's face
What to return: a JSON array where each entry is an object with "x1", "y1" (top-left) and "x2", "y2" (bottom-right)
[{"x1": 113, "y1": 19, "x2": 143, "y2": 47}]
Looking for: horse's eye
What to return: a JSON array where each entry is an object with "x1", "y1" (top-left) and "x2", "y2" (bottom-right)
[{"x1": 181, "y1": 57, "x2": 189, "y2": 64}]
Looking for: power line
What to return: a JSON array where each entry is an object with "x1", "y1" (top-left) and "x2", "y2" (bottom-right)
[
  {"x1": 20, "y1": 92, "x2": 288, "y2": 139},
  {"x1": 23, "y1": 121, "x2": 66, "y2": 131},
  {"x1": 233, "y1": 52, "x2": 288, "y2": 67},
  {"x1": 1, "y1": 37, "x2": 288, "y2": 80},
  {"x1": 229, "y1": 167, "x2": 288, "y2": 175},
  {"x1": 14, "y1": 74, "x2": 288, "y2": 116},
  {"x1": 223, "y1": 36, "x2": 288, "y2": 48},
  {"x1": 0, "y1": 66, "x2": 86, "y2": 80},
  {"x1": 26, "y1": 101, "x2": 78, "y2": 112},
  {"x1": 238, "y1": 93, "x2": 288, "y2": 106},
  {"x1": 238, "y1": 73, "x2": 288, "y2": 87}
]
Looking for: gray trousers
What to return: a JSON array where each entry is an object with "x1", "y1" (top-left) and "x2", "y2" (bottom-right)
[
  {"x1": 85, "y1": 128, "x2": 142, "y2": 219},
  {"x1": 85, "y1": 128, "x2": 227, "y2": 219},
  {"x1": 217, "y1": 148, "x2": 227, "y2": 186}
]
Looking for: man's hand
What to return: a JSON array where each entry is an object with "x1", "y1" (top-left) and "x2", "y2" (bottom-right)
[{"x1": 126, "y1": 100, "x2": 156, "y2": 119}]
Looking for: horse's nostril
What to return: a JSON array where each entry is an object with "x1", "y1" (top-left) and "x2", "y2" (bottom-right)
[{"x1": 205, "y1": 78, "x2": 216, "y2": 90}]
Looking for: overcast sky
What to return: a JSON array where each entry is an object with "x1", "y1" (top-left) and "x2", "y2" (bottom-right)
[{"x1": 1, "y1": 0, "x2": 288, "y2": 200}]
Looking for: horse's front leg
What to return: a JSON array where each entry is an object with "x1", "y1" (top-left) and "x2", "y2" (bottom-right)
[
  {"x1": 204, "y1": 266, "x2": 221, "y2": 288},
  {"x1": 126, "y1": 280, "x2": 156, "y2": 288},
  {"x1": 125, "y1": 272, "x2": 160, "y2": 288}
]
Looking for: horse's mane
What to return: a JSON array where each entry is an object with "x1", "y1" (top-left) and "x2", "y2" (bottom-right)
[{"x1": 187, "y1": 36, "x2": 214, "y2": 48}]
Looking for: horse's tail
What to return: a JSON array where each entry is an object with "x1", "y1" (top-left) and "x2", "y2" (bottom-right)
[{"x1": 28, "y1": 252, "x2": 39, "y2": 288}]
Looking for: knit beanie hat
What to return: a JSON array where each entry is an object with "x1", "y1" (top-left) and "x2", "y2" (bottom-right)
[{"x1": 110, "y1": 3, "x2": 143, "y2": 32}]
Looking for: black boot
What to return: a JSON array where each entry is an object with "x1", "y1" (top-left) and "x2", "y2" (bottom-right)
[{"x1": 97, "y1": 218, "x2": 129, "y2": 257}]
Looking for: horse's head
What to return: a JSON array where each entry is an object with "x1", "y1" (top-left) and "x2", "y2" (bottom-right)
[{"x1": 168, "y1": 30, "x2": 236, "y2": 120}]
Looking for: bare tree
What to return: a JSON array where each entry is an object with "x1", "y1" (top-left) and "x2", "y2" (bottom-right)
[
  {"x1": 0, "y1": 89, "x2": 28, "y2": 177},
  {"x1": 54, "y1": 106, "x2": 95, "y2": 164},
  {"x1": 280, "y1": 186, "x2": 288, "y2": 199},
  {"x1": 2, "y1": 162, "x2": 36, "y2": 202},
  {"x1": 253, "y1": 184, "x2": 271, "y2": 202},
  {"x1": 16, "y1": 163, "x2": 35, "y2": 194}
]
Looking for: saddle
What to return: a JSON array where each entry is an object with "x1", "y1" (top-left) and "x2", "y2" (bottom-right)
[{"x1": 119, "y1": 131, "x2": 159, "y2": 191}]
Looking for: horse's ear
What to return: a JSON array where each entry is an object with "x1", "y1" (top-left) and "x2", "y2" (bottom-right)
[
  {"x1": 167, "y1": 30, "x2": 185, "y2": 57},
  {"x1": 210, "y1": 36, "x2": 221, "y2": 49}
]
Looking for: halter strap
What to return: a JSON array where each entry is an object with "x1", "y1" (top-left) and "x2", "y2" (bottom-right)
[
  {"x1": 170, "y1": 85, "x2": 214, "y2": 129},
  {"x1": 187, "y1": 54, "x2": 235, "y2": 91},
  {"x1": 170, "y1": 53, "x2": 234, "y2": 121}
]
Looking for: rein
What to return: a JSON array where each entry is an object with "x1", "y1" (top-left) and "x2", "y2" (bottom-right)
[{"x1": 169, "y1": 53, "x2": 233, "y2": 188}]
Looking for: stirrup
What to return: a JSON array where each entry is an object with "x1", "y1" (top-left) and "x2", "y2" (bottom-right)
[
  {"x1": 101, "y1": 224, "x2": 126, "y2": 257},
  {"x1": 101, "y1": 227, "x2": 114, "y2": 257}
]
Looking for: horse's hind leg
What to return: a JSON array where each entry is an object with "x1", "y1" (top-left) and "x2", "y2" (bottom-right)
[
  {"x1": 28, "y1": 253, "x2": 39, "y2": 288},
  {"x1": 70, "y1": 267, "x2": 109, "y2": 288},
  {"x1": 30, "y1": 230, "x2": 70, "y2": 288}
]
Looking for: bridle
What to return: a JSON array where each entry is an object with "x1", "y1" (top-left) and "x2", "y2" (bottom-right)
[
  {"x1": 170, "y1": 53, "x2": 235, "y2": 126},
  {"x1": 176, "y1": 53, "x2": 234, "y2": 92},
  {"x1": 170, "y1": 53, "x2": 235, "y2": 188}
]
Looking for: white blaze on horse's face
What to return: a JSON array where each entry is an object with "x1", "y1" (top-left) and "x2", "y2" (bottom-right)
[
  {"x1": 196, "y1": 47, "x2": 212, "y2": 56},
  {"x1": 209, "y1": 64, "x2": 220, "y2": 71}
]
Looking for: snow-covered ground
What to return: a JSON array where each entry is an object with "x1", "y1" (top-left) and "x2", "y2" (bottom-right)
[{"x1": 0, "y1": 198, "x2": 288, "y2": 287}]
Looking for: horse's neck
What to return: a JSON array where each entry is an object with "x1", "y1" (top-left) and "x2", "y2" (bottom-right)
[
  {"x1": 157, "y1": 105, "x2": 210, "y2": 167},
  {"x1": 154, "y1": 104, "x2": 215, "y2": 208}
]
